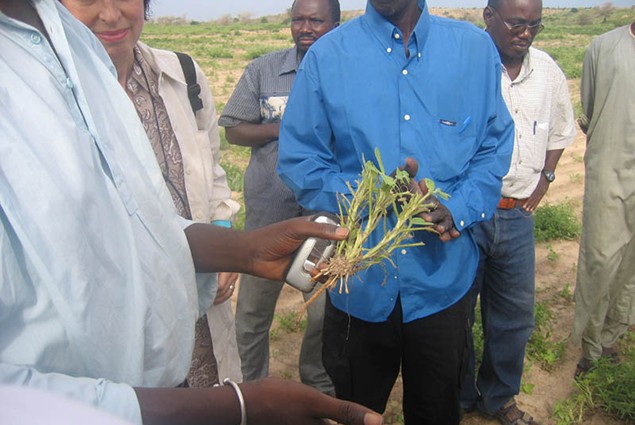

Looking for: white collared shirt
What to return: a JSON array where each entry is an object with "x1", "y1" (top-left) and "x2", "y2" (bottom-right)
[
  {"x1": 501, "y1": 47, "x2": 576, "y2": 198},
  {"x1": 0, "y1": 1, "x2": 204, "y2": 423}
]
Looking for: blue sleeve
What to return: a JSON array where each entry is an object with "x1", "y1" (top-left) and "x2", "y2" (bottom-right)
[{"x1": 278, "y1": 53, "x2": 360, "y2": 214}]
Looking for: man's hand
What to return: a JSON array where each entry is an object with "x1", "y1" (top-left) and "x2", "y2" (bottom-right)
[
  {"x1": 214, "y1": 272, "x2": 238, "y2": 305},
  {"x1": 242, "y1": 378, "x2": 383, "y2": 425},
  {"x1": 185, "y1": 216, "x2": 347, "y2": 279},
  {"x1": 246, "y1": 216, "x2": 349, "y2": 281},
  {"x1": 398, "y1": 158, "x2": 460, "y2": 242},
  {"x1": 522, "y1": 178, "x2": 549, "y2": 212}
]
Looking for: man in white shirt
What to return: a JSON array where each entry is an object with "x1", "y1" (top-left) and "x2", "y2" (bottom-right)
[
  {"x1": 0, "y1": 1, "x2": 382, "y2": 424},
  {"x1": 460, "y1": 0, "x2": 575, "y2": 423}
]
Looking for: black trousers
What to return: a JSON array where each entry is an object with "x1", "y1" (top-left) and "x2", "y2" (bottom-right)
[{"x1": 322, "y1": 292, "x2": 470, "y2": 425}]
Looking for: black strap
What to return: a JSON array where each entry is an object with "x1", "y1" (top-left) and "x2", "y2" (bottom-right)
[{"x1": 174, "y1": 51, "x2": 203, "y2": 115}]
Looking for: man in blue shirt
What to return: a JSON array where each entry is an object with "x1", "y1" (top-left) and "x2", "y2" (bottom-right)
[{"x1": 278, "y1": 0, "x2": 514, "y2": 423}]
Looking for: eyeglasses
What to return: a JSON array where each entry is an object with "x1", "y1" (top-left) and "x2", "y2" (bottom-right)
[{"x1": 489, "y1": 7, "x2": 544, "y2": 36}]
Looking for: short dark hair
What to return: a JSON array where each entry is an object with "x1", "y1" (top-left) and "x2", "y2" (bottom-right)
[
  {"x1": 487, "y1": 0, "x2": 501, "y2": 9},
  {"x1": 143, "y1": 0, "x2": 151, "y2": 20},
  {"x1": 291, "y1": 0, "x2": 341, "y2": 24}
]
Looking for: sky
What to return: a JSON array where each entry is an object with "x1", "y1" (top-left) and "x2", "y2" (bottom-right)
[{"x1": 151, "y1": 0, "x2": 633, "y2": 21}]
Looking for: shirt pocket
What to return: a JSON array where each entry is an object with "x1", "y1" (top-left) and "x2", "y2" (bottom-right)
[
  {"x1": 525, "y1": 121, "x2": 549, "y2": 172},
  {"x1": 427, "y1": 116, "x2": 478, "y2": 183}
]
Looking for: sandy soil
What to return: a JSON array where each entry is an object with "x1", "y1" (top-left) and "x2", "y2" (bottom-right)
[{"x1": 230, "y1": 110, "x2": 629, "y2": 424}]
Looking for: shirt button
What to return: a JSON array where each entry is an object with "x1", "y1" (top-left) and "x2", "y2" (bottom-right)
[
  {"x1": 185, "y1": 168, "x2": 192, "y2": 175},
  {"x1": 418, "y1": 52, "x2": 422, "y2": 58},
  {"x1": 460, "y1": 220, "x2": 465, "y2": 227},
  {"x1": 404, "y1": 114, "x2": 411, "y2": 121},
  {"x1": 401, "y1": 249, "x2": 407, "y2": 255},
  {"x1": 66, "y1": 78, "x2": 73, "y2": 89},
  {"x1": 394, "y1": 33, "x2": 401, "y2": 39},
  {"x1": 481, "y1": 212, "x2": 486, "y2": 219},
  {"x1": 30, "y1": 32, "x2": 42, "y2": 44},
  {"x1": 195, "y1": 212, "x2": 203, "y2": 220},
  {"x1": 402, "y1": 69, "x2": 408, "y2": 75},
  {"x1": 386, "y1": 47, "x2": 392, "y2": 53}
]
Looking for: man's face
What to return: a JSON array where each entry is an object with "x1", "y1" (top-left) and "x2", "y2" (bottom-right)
[
  {"x1": 291, "y1": 0, "x2": 338, "y2": 57},
  {"x1": 484, "y1": 0, "x2": 543, "y2": 61},
  {"x1": 370, "y1": 0, "x2": 416, "y2": 20}
]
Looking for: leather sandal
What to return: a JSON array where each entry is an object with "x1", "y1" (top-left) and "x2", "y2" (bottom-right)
[
  {"x1": 574, "y1": 357, "x2": 593, "y2": 379},
  {"x1": 493, "y1": 399, "x2": 540, "y2": 425},
  {"x1": 575, "y1": 348, "x2": 620, "y2": 379}
]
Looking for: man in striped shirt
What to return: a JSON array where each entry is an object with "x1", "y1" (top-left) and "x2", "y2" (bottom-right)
[
  {"x1": 461, "y1": 0, "x2": 575, "y2": 423},
  {"x1": 218, "y1": 0, "x2": 340, "y2": 394}
]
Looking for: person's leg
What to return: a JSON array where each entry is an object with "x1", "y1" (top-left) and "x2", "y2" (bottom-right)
[
  {"x1": 601, "y1": 232, "x2": 635, "y2": 350},
  {"x1": 299, "y1": 286, "x2": 334, "y2": 394},
  {"x1": 574, "y1": 193, "x2": 632, "y2": 361},
  {"x1": 322, "y1": 293, "x2": 402, "y2": 413},
  {"x1": 402, "y1": 293, "x2": 471, "y2": 425},
  {"x1": 461, "y1": 219, "x2": 494, "y2": 411},
  {"x1": 234, "y1": 273, "x2": 283, "y2": 381},
  {"x1": 579, "y1": 237, "x2": 634, "y2": 362},
  {"x1": 476, "y1": 207, "x2": 536, "y2": 415},
  {"x1": 600, "y1": 317, "x2": 630, "y2": 350}
]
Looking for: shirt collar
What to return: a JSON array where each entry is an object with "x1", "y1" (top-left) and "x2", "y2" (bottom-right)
[
  {"x1": 505, "y1": 47, "x2": 534, "y2": 84},
  {"x1": 364, "y1": 0, "x2": 431, "y2": 59},
  {"x1": 279, "y1": 47, "x2": 301, "y2": 77}
]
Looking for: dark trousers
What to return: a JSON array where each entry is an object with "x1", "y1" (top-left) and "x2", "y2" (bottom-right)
[{"x1": 322, "y1": 292, "x2": 470, "y2": 425}]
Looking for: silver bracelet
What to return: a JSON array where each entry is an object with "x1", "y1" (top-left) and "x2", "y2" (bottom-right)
[{"x1": 223, "y1": 378, "x2": 247, "y2": 425}]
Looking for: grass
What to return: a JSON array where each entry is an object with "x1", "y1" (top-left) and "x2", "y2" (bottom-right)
[
  {"x1": 546, "y1": 243, "x2": 560, "y2": 262},
  {"x1": 552, "y1": 331, "x2": 635, "y2": 424},
  {"x1": 274, "y1": 310, "x2": 306, "y2": 333},
  {"x1": 534, "y1": 202, "x2": 582, "y2": 243},
  {"x1": 526, "y1": 301, "x2": 567, "y2": 370}
]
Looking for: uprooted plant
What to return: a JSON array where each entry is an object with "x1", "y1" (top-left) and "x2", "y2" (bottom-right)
[{"x1": 303, "y1": 148, "x2": 448, "y2": 308}]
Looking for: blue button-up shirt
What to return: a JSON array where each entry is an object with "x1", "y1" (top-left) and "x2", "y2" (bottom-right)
[{"x1": 278, "y1": 0, "x2": 513, "y2": 323}]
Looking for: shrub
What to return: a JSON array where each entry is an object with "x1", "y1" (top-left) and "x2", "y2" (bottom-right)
[
  {"x1": 534, "y1": 202, "x2": 581, "y2": 243},
  {"x1": 552, "y1": 331, "x2": 635, "y2": 424}
]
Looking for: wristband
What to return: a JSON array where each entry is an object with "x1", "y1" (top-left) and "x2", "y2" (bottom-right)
[
  {"x1": 223, "y1": 378, "x2": 246, "y2": 425},
  {"x1": 212, "y1": 220, "x2": 232, "y2": 229}
]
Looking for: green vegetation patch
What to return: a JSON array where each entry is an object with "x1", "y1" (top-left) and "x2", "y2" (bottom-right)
[
  {"x1": 526, "y1": 301, "x2": 567, "y2": 370},
  {"x1": 552, "y1": 331, "x2": 635, "y2": 424},
  {"x1": 534, "y1": 202, "x2": 581, "y2": 243}
]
